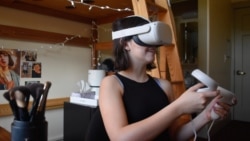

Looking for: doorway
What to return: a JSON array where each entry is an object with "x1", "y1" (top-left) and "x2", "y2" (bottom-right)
[{"x1": 233, "y1": 6, "x2": 250, "y2": 122}]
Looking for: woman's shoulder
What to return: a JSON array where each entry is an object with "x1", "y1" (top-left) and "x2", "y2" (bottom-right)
[
  {"x1": 101, "y1": 74, "x2": 123, "y2": 87},
  {"x1": 102, "y1": 73, "x2": 118, "y2": 82},
  {"x1": 100, "y1": 73, "x2": 124, "y2": 97},
  {"x1": 152, "y1": 77, "x2": 173, "y2": 101},
  {"x1": 152, "y1": 77, "x2": 171, "y2": 86}
]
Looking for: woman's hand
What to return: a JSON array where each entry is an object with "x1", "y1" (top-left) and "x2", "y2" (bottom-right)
[
  {"x1": 6, "y1": 81, "x2": 14, "y2": 90},
  {"x1": 175, "y1": 83, "x2": 219, "y2": 114},
  {"x1": 0, "y1": 72, "x2": 8, "y2": 84},
  {"x1": 0, "y1": 72, "x2": 14, "y2": 90},
  {"x1": 201, "y1": 93, "x2": 237, "y2": 121}
]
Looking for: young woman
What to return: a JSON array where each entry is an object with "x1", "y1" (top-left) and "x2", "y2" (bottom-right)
[
  {"x1": 86, "y1": 16, "x2": 234, "y2": 141},
  {"x1": 0, "y1": 50, "x2": 20, "y2": 90}
]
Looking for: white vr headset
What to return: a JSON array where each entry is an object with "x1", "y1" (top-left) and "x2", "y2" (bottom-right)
[{"x1": 112, "y1": 21, "x2": 172, "y2": 47}]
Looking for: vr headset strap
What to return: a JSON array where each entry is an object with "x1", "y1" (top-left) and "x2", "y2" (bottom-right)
[{"x1": 112, "y1": 24, "x2": 151, "y2": 40}]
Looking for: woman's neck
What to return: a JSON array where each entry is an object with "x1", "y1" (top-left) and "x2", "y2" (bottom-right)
[
  {"x1": 1, "y1": 66, "x2": 9, "y2": 72},
  {"x1": 119, "y1": 70, "x2": 148, "y2": 83}
]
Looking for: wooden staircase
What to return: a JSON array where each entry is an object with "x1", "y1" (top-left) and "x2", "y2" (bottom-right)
[
  {"x1": 131, "y1": 0, "x2": 191, "y2": 137},
  {"x1": 132, "y1": 0, "x2": 186, "y2": 99}
]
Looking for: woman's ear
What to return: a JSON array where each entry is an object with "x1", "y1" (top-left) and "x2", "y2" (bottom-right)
[
  {"x1": 119, "y1": 38, "x2": 132, "y2": 51},
  {"x1": 124, "y1": 40, "x2": 132, "y2": 51},
  {"x1": 124, "y1": 46, "x2": 130, "y2": 51}
]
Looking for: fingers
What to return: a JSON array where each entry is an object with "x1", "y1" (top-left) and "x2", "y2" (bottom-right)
[
  {"x1": 187, "y1": 83, "x2": 219, "y2": 98},
  {"x1": 7, "y1": 81, "x2": 14, "y2": 90},
  {"x1": 217, "y1": 102, "x2": 230, "y2": 111},
  {"x1": 213, "y1": 105, "x2": 228, "y2": 120},
  {"x1": 211, "y1": 102, "x2": 231, "y2": 120},
  {"x1": 187, "y1": 83, "x2": 204, "y2": 92},
  {"x1": 200, "y1": 90, "x2": 219, "y2": 99},
  {"x1": 232, "y1": 97, "x2": 238, "y2": 106}
]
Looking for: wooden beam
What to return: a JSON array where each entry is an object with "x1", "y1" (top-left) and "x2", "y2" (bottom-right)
[
  {"x1": 154, "y1": 0, "x2": 186, "y2": 98},
  {"x1": 95, "y1": 42, "x2": 113, "y2": 50},
  {"x1": 96, "y1": 13, "x2": 133, "y2": 25},
  {"x1": 146, "y1": 0, "x2": 167, "y2": 14},
  {"x1": 132, "y1": 0, "x2": 149, "y2": 19},
  {"x1": 0, "y1": 24, "x2": 92, "y2": 47},
  {"x1": 0, "y1": 1, "x2": 93, "y2": 24}
]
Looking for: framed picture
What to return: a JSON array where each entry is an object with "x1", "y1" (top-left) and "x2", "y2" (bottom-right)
[{"x1": 25, "y1": 81, "x2": 40, "y2": 86}]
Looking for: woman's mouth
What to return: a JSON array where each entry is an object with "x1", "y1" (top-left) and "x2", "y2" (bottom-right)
[{"x1": 147, "y1": 49, "x2": 156, "y2": 54}]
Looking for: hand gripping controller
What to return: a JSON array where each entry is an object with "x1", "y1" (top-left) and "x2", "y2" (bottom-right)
[
  {"x1": 191, "y1": 69, "x2": 235, "y2": 120},
  {"x1": 191, "y1": 69, "x2": 218, "y2": 92}
]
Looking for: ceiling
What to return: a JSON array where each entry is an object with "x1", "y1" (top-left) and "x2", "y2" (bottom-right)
[
  {"x1": 0, "y1": 0, "x2": 200, "y2": 25},
  {"x1": 0, "y1": 0, "x2": 134, "y2": 24},
  {"x1": 0, "y1": 0, "x2": 248, "y2": 25}
]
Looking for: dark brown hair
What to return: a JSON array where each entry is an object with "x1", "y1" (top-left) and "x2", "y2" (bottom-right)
[{"x1": 112, "y1": 16, "x2": 156, "y2": 71}]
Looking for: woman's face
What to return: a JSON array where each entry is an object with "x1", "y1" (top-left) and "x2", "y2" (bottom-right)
[
  {"x1": 33, "y1": 64, "x2": 41, "y2": 73},
  {"x1": 126, "y1": 40, "x2": 156, "y2": 65},
  {"x1": 0, "y1": 53, "x2": 9, "y2": 67}
]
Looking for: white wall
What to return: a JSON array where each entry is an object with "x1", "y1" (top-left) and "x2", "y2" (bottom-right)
[
  {"x1": 209, "y1": 0, "x2": 232, "y2": 89},
  {"x1": 0, "y1": 6, "x2": 93, "y2": 140},
  {"x1": 197, "y1": 0, "x2": 232, "y2": 138},
  {"x1": 198, "y1": 0, "x2": 232, "y2": 88}
]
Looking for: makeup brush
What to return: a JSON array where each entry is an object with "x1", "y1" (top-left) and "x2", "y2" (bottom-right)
[
  {"x1": 30, "y1": 87, "x2": 44, "y2": 123},
  {"x1": 3, "y1": 91, "x2": 19, "y2": 120},
  {"x1": 36, "y1": 81, "x2": 51, "y2": 121},
  {"x1": 11, "y1": 86, "x2": 31, "y2": 121},
  {"x1": 27, "y1": 83, "x2": 44, "y2": 107},
  {"x1": 14, "y1": 90, "x2": 30, "y2": 121},
  {"x1": 26, "y1": 83, "x2": 44, "y2": 122}
]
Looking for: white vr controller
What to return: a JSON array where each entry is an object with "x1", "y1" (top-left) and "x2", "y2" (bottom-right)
[{"x1": 191, "y1": 69, "x2": 235, "y2": 120}]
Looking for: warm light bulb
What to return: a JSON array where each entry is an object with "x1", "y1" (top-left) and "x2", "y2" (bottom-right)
[{"x1": 70, "y1": 1, "x2": 75, "y2": 7}]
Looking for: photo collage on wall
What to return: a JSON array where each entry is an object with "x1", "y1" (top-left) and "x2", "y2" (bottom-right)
[
  {"x1": 21, "y1": 50, "x2": 41, "y2": 78},
  {"x1": 0, "y1": 49, "x2": 41, "y2": 90}
]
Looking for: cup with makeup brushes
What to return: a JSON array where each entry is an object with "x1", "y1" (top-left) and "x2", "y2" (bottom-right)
[{"x1": 4, "y1": 82, "x2": 51, "y2": 141}]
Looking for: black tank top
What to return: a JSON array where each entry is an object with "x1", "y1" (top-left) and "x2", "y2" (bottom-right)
[{"x1": 85, "y1": 73, "x2": 170, "y2": 141}]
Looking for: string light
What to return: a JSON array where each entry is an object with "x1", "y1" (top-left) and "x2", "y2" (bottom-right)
[
  {"x1": 66, "y1": 0, "x2": 158, "y2": 22},
  {"x1": 0, "y1": 24, "x2": 112, "y2": 52},
  {"x1": 70, "y1": 0, "x2": 76, "y2": 8},
  {"x1": 56, "y1": 34, "x2": 82, "y2": 46},
  {"x1": 67, "y1": 0, "x2": 133, "y2": 12},
  {"x1": 0, "y1": 34, "x2": 84, "y2": 52},
  {"x1": 89, "y1": 6, "x2": 93, "y2": 10}
]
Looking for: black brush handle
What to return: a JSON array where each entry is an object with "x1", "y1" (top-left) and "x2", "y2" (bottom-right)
[
  {"x1": 29, "y1": 87, "x2": 44, "y2": 123},
  {"x1": 27, "y1": 83, "x2": 44, "y2": 106},
  {"x1": 36, "y1": 81, "x2": 51, "y2": 121},
  {"x1": 3, "y1": 91, "x2": 19, "y2": 120},
  {"x1": 3, "y1": 92, "x2": 14, "y2": 111},
  {"x1": 18, "y1": 107, "x2": 29, "y2": 121},
  {"x1": 14, "y1": 89, "x2": 30, "y2": 121}
]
